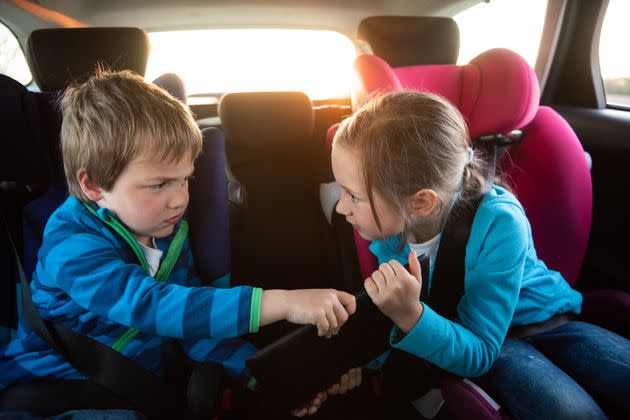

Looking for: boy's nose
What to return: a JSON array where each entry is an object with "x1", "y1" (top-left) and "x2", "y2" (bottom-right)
[{"x1": 169, "y1": 185, "x2": 189, "y2": 209}]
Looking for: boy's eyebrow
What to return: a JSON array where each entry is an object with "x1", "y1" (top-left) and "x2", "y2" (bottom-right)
[{"x1": 146, "y1": 169, "x2": 195, "y2": 182}]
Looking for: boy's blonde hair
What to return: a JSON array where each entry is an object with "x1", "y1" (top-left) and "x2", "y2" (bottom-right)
[{"x1": 59, "y1": 69, "x2": 202, "y2": 202}]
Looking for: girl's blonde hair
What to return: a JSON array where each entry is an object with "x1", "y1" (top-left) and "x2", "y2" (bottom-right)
[
  {"x1": 59, "y1": 68, "x2": 202, "y2": 202},
  {"x1": 334, "y1": 91, "x2": 493, "y2": 241}
]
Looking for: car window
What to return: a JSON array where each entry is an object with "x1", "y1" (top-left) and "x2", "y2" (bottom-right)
[
  {"x1": 454, "y1": 0, "x2": 547, "y2": 68},
  {"x1": 0, "y1": 21, "x2": 32, "y2": 85},
  {"x1": 145, "y1": 29, "x2": 356, "y2": 102},
  {"x1": 599, "y1": 0, "x2": 630, "y2": 108}
]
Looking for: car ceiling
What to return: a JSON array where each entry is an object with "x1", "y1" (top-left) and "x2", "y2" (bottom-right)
[{"x1": 2, "y1": 0, "x2": 481, "y2": 41}]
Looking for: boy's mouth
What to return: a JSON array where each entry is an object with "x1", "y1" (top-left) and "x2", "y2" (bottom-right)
[{"x1": 164, "y1": 213, "x2": 182, "y2": 225}]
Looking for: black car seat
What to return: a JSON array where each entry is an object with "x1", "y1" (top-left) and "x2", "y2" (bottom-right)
[{"x1": 217, "y1": 91, "x2": 356, "y2": 347}]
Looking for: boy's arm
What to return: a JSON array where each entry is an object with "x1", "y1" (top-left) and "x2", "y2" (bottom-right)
[
  {"x1": 182, "y1": 336, "x2": 258, "y2": 387},
  {"x1": 40, "y1": 229, "x2": 256, "y2": 340}
]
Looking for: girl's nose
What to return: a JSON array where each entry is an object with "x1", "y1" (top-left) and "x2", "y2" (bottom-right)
[{"x1": 335, "y1": 196, "x2": 349, "y2": 215}]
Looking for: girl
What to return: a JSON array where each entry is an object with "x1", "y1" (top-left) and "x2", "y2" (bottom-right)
[{"x1": 331, "y1": 91, "x2": 630, "y2": 419}]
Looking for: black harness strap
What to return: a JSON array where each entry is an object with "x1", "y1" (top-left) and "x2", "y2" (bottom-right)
[
  {"x1": 424, "y1": 196, "x2": 482, "y2": 319},
  {"x1": 380, "y1": 195, "x2": 484, "y2": 401}
]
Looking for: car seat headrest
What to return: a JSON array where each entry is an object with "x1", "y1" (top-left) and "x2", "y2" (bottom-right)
[
  {"x1": 218, "y1": 91, "x2": 314, "y2": 150},
  {"x1": 357, "y1": 16, "x2": 460, "y2": 66},
  {"x1": 27, "y1": 27, "x2": 150, "y2": 91},
  {"x1": 152, "y1": 73, "x2": 187, "y2": 104},
  {"x1": 355, "y1": 48, "x2": 540, "y2": 138}
]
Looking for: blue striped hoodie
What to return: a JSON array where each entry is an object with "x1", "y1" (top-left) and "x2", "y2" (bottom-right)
[{"x1": 1, "y1": 195, "x2": 262, "y2": 390}]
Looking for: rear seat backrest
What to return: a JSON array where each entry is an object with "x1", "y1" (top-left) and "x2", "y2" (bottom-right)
[
  {"x1": 1, "y1": 74, "x2": 62, "y2": 337},
  {"x1": 357, "y1": 16, "x2": 460, "y2": 67},
  {"x1": 26, "y1": 27, "x2": 150, "y2": 91},
  {"x1": 218, "y1": 92, "x2": 350, "y2": 345}
]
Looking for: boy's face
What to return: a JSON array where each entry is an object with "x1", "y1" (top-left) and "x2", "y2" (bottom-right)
[
  {"x1": 97, "y1": 154, "x2": 194, "y2": 247},
  {"x1": 332, "y1": 144, "x2": 403, "y2": 241}
]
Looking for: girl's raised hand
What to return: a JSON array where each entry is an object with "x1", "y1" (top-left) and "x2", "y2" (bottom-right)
[{"x1": 364, "y1": 250, "x2": 424, "y2": 333}]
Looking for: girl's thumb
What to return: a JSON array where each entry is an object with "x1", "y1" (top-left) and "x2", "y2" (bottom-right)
[{"x1": 408, "y1": 250, "x2": 422, "y2": 283}]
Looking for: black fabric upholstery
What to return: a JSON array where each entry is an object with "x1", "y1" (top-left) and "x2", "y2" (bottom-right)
[
  {"x1": 357, "y1": 16, "x2": 460, "y2": 66},
  {"x1": 0, "y1": 75, "x2": 63, "y2": 188},
  {"x1": 187, "y1": 128, "x2": 232, "y2": 283},
  {"x1": 219, "y1": 92, "x2": 345, "y2": 347},
  {"x1": 219, "y1": 91, "x2": 314, "y2": 151},
  {"x1": 26, "y1": 27, "x2": 149, "y2": 91}
]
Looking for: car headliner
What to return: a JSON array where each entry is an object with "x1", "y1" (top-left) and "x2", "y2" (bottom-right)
[{"x1": 1, "y1": 0, "x2": 481, "y2": 43}]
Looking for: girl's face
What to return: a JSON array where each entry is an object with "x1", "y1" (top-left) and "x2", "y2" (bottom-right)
[{"x1": 332, "y1": 144, "x2": 404, "y2": 241}]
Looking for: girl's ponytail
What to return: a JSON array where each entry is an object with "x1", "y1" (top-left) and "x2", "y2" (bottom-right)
[
  {"x1": 460, "y1": 141, "x2": 511, "y2": 201},
  {"x1": 461, "y1": 145, "x2": 490, "y2": 199}
]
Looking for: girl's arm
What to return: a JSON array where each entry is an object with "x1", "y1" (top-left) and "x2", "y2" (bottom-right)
[{"x1": 369, "y1": 201, "x2": 527, "y2": 377}]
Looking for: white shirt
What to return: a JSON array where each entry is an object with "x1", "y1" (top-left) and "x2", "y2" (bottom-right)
[{"x1": 138, "y1": 238, "x2": 164, "y2": 277}]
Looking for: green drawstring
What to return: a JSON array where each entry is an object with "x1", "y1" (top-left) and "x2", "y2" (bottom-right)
[{"x1": 82, "y1": 203, "x2": 188, "y2": 352}]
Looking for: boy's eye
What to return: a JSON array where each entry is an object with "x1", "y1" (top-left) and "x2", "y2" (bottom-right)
[{"x1": 148, "y1": 182, "x2": 167, "y2": 191}]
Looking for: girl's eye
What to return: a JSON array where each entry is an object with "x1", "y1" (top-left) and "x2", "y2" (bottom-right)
[{"x1": 350, "y1": 193, "x2": 360, "y2": 203}]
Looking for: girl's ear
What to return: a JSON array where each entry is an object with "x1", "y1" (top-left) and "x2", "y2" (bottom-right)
[
  {"x1": 410, "y1": 189, "x2": 438, "y2": 218},
  {"x1": 76, "y1": 168, "x2": 104, "y2": 202}
]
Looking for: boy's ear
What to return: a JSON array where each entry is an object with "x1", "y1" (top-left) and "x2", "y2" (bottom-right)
[
  {"x1": 76, "y1": 168, "x2": 104, "y2": 202},
  {"x1": 410, "y1": 189, "x2": 438, "y2": 218}
]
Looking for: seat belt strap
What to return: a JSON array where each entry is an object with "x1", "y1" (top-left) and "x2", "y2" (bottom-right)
[{"x1": 1, "y1": 211, "x2": 184, "y2": 416}]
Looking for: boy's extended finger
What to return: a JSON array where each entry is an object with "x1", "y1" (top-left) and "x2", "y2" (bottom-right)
[
  {"x1": 336, "y1": 291, "x2": 357, "y2": 315},
  {"x1": 324, "y1": 309, "x2": 337, "y2": 338},
  {"x1": 332, "y1": 299, "x2": 349, "y2": 328},
  {"x1": 316, "y1": 312, "x2": 330, "y2": 337}
]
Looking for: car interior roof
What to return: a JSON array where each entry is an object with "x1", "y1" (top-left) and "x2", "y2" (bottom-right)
[{"x1": 1, "y1": 0, "x2": 482, "y2": 42}]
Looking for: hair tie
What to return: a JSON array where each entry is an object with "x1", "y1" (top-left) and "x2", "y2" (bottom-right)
[{"x1": 466, "y1": 147, "x2": 474, "y2": 165}]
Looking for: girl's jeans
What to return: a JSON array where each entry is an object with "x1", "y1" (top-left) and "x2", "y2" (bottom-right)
[{"x1": 477, "y1": 321, "x2": 630, "y2": 419}]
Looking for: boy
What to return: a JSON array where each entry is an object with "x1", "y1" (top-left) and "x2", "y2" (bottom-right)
[{"x1": 0, "y1": 70, "x2": 355, "y2": 409}]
